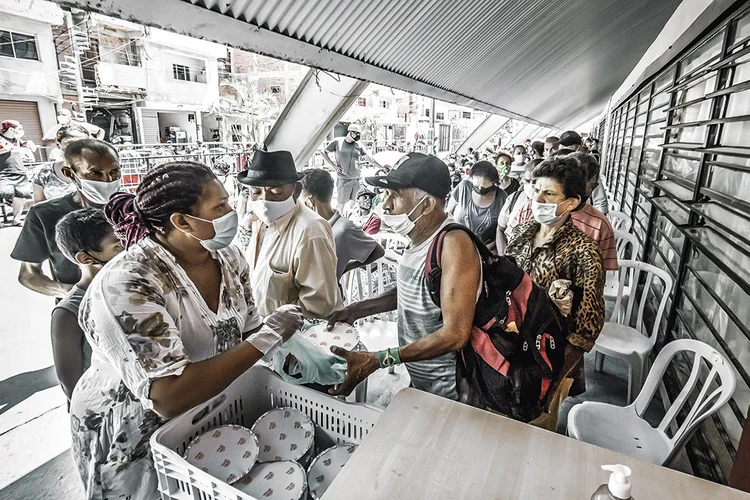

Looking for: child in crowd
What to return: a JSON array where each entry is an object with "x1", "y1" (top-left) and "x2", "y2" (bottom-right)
[{"x1": 52, "y1": 208, "x2": 123, "y2": 399}]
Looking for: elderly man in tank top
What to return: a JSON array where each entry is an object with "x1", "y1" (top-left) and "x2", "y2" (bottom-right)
[{"x1": 326, "y1": 153, "x2": 481, "y2": 400}]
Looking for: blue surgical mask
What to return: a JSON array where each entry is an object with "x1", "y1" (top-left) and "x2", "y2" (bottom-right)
[{"x1": 185, "y1": 211, "x2": 238, "y2": 251}]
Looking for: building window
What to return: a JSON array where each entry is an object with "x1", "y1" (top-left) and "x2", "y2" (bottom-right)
[
  {"x1": 462, "y1": 111, "x2": 472, "y2": 119},
  {"x1": 358, "y1": 97, "x2": 367, "y2": 106},
  {"x1": 271, "y1": 85, "x2": 282, "y2": 94},
  {"x1": 380, "y1": 100, "x2": 390, "y2": 109},
  {"x1": 424, "y1": 108, "x2": 431, "y2": 118},
  {"x1": 0, "y1": 30, "x2": 39, "y2": 61},
  {"x1": 172, "y1": 64, "x2": 191, "y2": 82},
  {"x1": 436, "y1": 112, "x2": 445, "y2": 121}
]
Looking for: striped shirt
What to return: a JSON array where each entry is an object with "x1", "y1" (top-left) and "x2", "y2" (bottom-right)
[
  {"x1": 397, "y1": 218, "x2": 458, "y2": 400},
  {"x1": 508, "y1": 201, "x2": 618, "y2": 271}
]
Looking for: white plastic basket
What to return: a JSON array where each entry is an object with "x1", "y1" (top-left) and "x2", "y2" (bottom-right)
[{"x1": 150, "y1": 366, "x2": 382, "y2": 500}]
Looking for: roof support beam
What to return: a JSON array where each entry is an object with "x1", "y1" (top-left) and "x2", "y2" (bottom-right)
[
  {"x1": 52, "y1": 0, "x2": 553, "y2": 128},
  {"x1": 508, "y1": 123, "x2": 537, "y2": 146},
  {"x1": 456, "y1": 115, "x2": 510, "y2": 155},
  {"x1": 264, "y1": 69, "x2": 368, "y2": 167}
]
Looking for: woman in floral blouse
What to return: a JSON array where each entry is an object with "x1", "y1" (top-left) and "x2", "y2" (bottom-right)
[
  {"x1": 70, "y1": 161, "x2": 303, "y2": 500},
  {"x1": 505, "y1": 156, "x2": 605, "y2": 430}
]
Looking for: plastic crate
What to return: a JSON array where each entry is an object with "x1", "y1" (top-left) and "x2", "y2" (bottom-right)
[{"x1": 150, "y1": 366, "x2": 382, "y2": 500}]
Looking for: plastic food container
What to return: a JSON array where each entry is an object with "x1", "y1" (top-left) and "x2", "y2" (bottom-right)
[
  {"x1": 233, "y1": 461, "x2": 307, "y2": 500},
  {"x1": 301, "y1": 321, "x2": 359, "y2": 350},
  {"x1": 307, "y1": 444, "x2": 358, "y2": 499},
  {"x1": 183, "y1": 424, "x2": 258, "y2": 484},
  {"x1": 250, "y1": 408, "x2": 315, "y2": 465}
]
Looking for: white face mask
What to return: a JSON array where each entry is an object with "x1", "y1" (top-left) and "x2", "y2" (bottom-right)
[
  {"x1": 251, "y1": 196, "x2": 296, "y2": 225},
  {"x1": 75, "y1": 174, "x2": 121, "y2": 205},
  {"x1": 58, "y1": 115, "x2": 71, "y2": 125},
  {"x1": 375, "y1": 196, "x2": 428, "y2": 237},
  {"x1": 513, "y1": 154, "x2": 524, "y2": 164},
  {"x1": 185, "y1": 211, "x2": 238, "y2": 252},
  {"x1": 531, "y1": 199, "x2": 568, "y2": 225}
]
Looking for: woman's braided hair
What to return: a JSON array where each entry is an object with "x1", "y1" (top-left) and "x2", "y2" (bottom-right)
[{"x1": 105, "y1": 161, "x2": 216, "y2": 249}]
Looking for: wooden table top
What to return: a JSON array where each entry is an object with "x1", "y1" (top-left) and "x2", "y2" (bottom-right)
[{"x1": 323, "y1": 388, "x2": 750, "y2": 500}]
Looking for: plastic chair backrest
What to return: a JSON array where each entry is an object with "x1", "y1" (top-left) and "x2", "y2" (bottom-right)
[
  {"x1": 372, "y1": 232, "x2": 409, "y2": 252},
  {"x1": 614, "y1": 229, "x2": 640, "y2": 261},
  {"x1": 608, "y1": 210, "x2": 632, "y2": 233},
  {"x1": 632, "y1": 339, "x2": 736, "y2": 465},
  {"x1": 609, "y1": 260, "x2": 673, "y2": 347},
  {"x1": 343, "y1": 258, "x2": 399, "y2": 322}
]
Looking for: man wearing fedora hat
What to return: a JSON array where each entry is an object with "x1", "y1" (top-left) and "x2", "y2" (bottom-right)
[
  {"x1": 321, "y1": 123, "x2": 382, "y2": 212},
  {"x1": 239, "y1": 150, "x2": 343, "y2": 319}
]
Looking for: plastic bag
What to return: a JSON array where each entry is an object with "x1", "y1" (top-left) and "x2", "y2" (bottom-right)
[
  {"x1": 548, "y1": 279, "x2": 573, "y2": 317},
  {"x1": 271, "y1": 333, "x2": 347, "y2": 386}
]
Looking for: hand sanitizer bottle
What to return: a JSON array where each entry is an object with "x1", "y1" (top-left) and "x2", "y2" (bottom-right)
[{"x1": 591, "y1": 464, "x2": 633, "y2": 500}]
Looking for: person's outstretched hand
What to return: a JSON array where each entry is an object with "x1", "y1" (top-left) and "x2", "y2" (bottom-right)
[
  {"x1": 327, "y1": 346, "x2": 379, "y2": 396},
  {"x1": 265, "y1": 304, "x2": 304, "y2": 342},
  {"x1": 326, "y1": 306, "x2": 357, "y2": 331}
]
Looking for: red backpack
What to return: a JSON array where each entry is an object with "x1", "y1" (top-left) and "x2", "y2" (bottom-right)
[{"x1": 425, "y1": 223, "x2": 568, "y2": 422}]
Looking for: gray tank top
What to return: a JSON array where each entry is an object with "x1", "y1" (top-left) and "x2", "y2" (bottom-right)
[{"x1": 397, "y1": 218, "x2": 458, "y2": 400}]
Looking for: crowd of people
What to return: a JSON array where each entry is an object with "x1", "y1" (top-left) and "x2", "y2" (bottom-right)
[{"x1": 3, "y1": 108, "x2": 617, "y2": 499}]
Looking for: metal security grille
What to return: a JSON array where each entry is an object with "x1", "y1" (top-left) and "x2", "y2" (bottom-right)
[
  {"x1": 602, "y1": 2, "x2": 750, "y2": 483},
  {"x1": 140, "y1": 109, "x2": 159, "y2": 144},
  {"x1": 0, "y1": 99, "x2": 43, "y2": 143}
]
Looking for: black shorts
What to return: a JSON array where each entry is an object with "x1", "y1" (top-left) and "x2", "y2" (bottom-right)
[{"x1": 0, "y1": 175, "x2": 32, "y2": 201}]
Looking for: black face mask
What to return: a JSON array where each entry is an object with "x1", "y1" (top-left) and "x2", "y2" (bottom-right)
[
  {"x1": 352, "y1": 133, "x2": 361, "y2": 141},
  {"x1": 472, "y1": 185, "x2": 495, "y2": 196}
]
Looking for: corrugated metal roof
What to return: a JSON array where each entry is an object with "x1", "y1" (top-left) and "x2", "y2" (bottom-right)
[{"x1": 187, "y1": 0, "x2": 681, "y2": 128}]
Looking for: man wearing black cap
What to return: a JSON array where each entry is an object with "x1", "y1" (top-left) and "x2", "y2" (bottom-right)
[
  {"x1": 239, "y1": 150, "x2": 343, "y2": 319},
  {"x1": 325, "y1": 153, "x2": 481, "y2": 401},
  {"x1": 558, "y1": 130, "x2": 583, "y2": 152}
]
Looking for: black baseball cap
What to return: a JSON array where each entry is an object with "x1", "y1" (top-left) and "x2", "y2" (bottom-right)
[
  {"x1": 559, "y1": 130, "x2": 583, "y2": 147},
  {"x1": 364, "y1": 153, "x2": 451, "y2": 199}
]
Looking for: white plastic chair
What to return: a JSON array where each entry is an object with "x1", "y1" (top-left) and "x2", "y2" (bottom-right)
[
  {"x1": 604, "y1": 230, "x2": 641, "y2": 299},
  {"x1": 372, "y1": 232, "x2": 409, "y2": 263},
  {"x1": 569, "y1": 339, "x2": 736, "y2": 466},
  {"x1": 594, "y1": 260, "x2": 673, "y2": 403},
  {"x1": 608, "y1": 210, "x2": 632, "y2": 233}
]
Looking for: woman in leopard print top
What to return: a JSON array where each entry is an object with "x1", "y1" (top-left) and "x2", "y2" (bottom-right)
[{"x1": 506, "y1": 156, "x2": 605, "y2": 428}]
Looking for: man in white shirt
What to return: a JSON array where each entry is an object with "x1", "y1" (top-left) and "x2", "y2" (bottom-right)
[{"x1": 239, "y1": 150, "x2": 343, "y2": 318}]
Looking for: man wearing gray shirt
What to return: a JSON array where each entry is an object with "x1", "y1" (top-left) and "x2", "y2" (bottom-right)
[
  {"x1": 300, "y1": 169, "x2": 385, "y2": 280},
  {"x1": 321, "y1": 124, "x2": 382, "y2": 211},
  {"x1": 325, "y1": 154, "x2": 481, "y2": 400}
]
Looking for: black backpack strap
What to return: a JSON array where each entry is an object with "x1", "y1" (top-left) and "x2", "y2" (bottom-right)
[
  {"x1": 425, "y1": 223, "x2": 491, "y2": 307},
  {"x1": 508, "y1": 189, "x2": 523, "y2": 214}
]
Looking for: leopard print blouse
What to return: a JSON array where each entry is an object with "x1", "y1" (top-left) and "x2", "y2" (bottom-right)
[{"x1": 506, "y1": 218, "x2": 605, "y2": 352}]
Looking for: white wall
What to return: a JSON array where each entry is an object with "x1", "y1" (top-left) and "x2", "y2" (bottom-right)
[
  {"x1": 142, "y1": 28, "x2": 224, "y2": 111},
  {"x1": 0, "y1": 3, "x2": 63, "y2": 125},
  {"x1": 98, "y1": 62, "x2": 148, "y2": 90}
]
